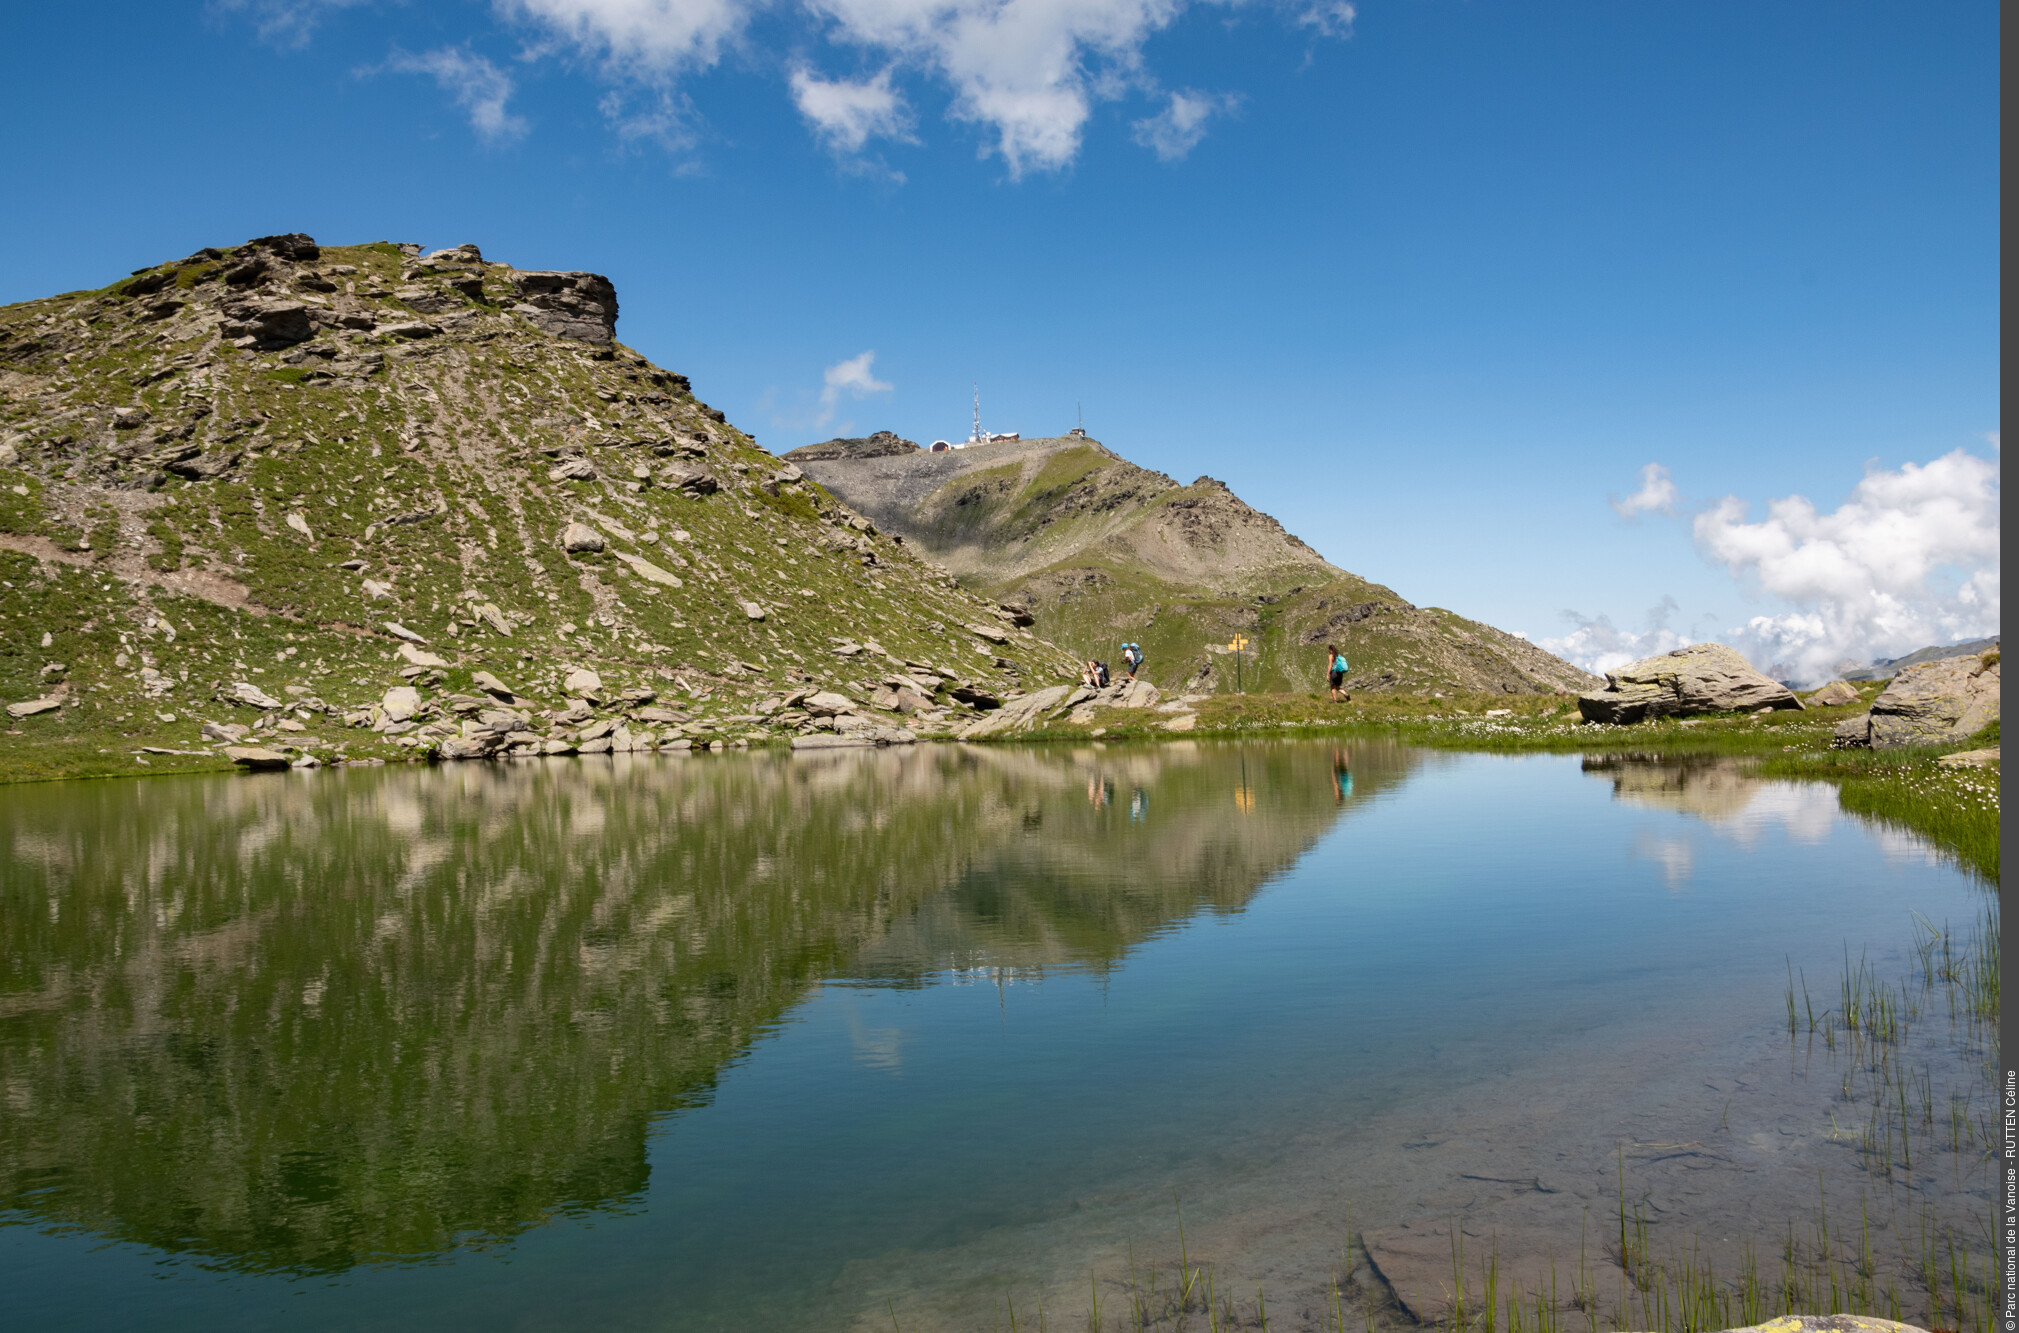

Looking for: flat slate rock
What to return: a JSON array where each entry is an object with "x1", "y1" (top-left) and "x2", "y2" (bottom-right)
[
  {"x1": 791, "y1": 734, "x2": 876, "y2": 749},
  {"x1": 223, "y1": 746, "x2": 291, "y2": 770}
]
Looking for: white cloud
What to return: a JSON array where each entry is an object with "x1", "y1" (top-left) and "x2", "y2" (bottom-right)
[
  {"x1": 790, "y1": 67, "x2": 915, "y2": 154},
  {"x1": 212, "y1": 0, "x2": 369, "y2": 48},
  {"x1": 502, "y1": 0, "x2": 754, "y2": 76},
  {"x1": 1131, "y1": 89, "x2": 1235, "y2": 162},
  {"x1": 388, "y1": 47, "x2": 530, "y2": 142},
  {"x1": 1539, "y1": 597, "x2": 1693, "y2": 676},
  {"x1": 1610, "y1": 462, "x2": 1678, "y2": 519},
  {"x1": 1693, "y1": 447, "x2": 2000, "y2": 685},
  {"x1": 817, "y1": 350, "x2": 895, "y2": 426},
  {"x1": 804, "y1": 0, "x2": 1257, "y2": 176},
  {"x1": 1292, "y1": 0, "x2": 1354, "y2": 38},
  {"x1": 229, "y1": 0, "x2": 1351, "y2": 171}
]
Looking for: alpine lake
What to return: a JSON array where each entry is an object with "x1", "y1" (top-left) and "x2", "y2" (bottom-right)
[{"x1": 0, "y1": 738, "x2": 1996, "y2": 1332}]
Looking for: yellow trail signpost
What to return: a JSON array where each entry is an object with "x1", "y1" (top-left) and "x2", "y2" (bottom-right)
[{"x1": 1227, "y1": 635, "x2": 1251, "y2": 694}]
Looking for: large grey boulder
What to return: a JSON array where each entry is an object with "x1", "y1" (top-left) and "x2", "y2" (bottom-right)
[
  {"x1": 511, "y1": 271, "x2": 618, "y2": 346},
  {"x1": 1578, "y1": 643, "x2": 1802, "y2": 724},
  {"x1": 1833, "y1": 655, "x2": 1999, "y2": 749},
  {"x1": 958, "y1": 684, "x2": 1074, "y2": 738},
  {"x1": 1806, "y1": 680, "x2": 1860, "y2": 707}
]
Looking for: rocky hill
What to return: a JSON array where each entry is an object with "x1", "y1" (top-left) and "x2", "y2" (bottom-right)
[
  {"x1": 786, "y1": 433, "x2": 1595, "y2": 696},
  {"x1": 0, "y1": 234, "x2": 1082, "y2": 777}
]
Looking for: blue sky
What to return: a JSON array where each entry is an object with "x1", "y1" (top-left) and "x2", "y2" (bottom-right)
[{"x1": 0, "y1": 1, "x2": 1998, "y2": 680}]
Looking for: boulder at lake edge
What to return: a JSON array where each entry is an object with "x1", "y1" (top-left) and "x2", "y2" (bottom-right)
[
  {"x1": 1833, "y1": 655, "x2": 1999, "y2": 749},
  {"x1": 1579, "y1": 643, "x2": 1801, "y2": 725}
]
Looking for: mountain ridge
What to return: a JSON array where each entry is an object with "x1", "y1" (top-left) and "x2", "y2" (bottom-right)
[{"x1": 789, "y1": 432, "x2": 1597, "y2": 697}]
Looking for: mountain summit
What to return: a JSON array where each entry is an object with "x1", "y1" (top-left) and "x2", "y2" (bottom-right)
[
  {"x1": 0, "y1": 234, "x2": 1078, "y2": 774},
  {"x1": 786, "y1": 433, "x2": 1595, "y2": 696}
]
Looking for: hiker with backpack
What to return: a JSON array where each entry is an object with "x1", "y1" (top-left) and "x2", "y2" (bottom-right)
[
  {"x1": 1120, "y1": 642, "x2": 1144, "y2": 681},
  {"x1": 1325, "y1": 643, "x2": 1350, "y2": 702}
]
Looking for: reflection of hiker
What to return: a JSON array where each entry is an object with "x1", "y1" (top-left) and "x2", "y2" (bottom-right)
[
  {"x1": 1088, "y1": 775, "x2": 1113, "y2": 810},
  {"x1": 1325, "y1": 643, "x2": 1350, "y2": 702},
  {"x1": 1332, "y1": 748, "x2": 1354, "y2": 803},
  {"x1": 1129, "y1": 788, "x2": 1147, "y2": 822},
  {"x1": 1120, "y1": 642, "x2": 1144, "y2": 680}
]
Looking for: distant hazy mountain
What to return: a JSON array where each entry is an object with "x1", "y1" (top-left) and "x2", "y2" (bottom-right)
[{"x1": 1834, "y1": 635, "x2": 2002, "y2": 683}]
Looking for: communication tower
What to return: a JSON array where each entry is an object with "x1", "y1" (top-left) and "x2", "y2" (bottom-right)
[{"x1": 971, "y1": 383, "x2": 983, "y2": 447}]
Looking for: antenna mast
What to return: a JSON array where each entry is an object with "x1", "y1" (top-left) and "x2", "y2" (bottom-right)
[
  {"x1": 1077, "y1": 399, "x2": 1083, "y2": 433},
  {"x1": 972, "y1": 382, "x2": 983, "y2": 446}
]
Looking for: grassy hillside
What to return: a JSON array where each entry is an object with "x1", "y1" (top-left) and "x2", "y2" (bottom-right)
[
  {"x1": 791, "y1": 435, "x2": 1597, "y2": 697},
  {"x1": 0, "y1": 234, "x2": 1079, "y2": 780}
]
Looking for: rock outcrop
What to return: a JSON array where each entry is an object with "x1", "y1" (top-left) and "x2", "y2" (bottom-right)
[
  {"x1": 1806, "y1": 680, "x2": 1860, "y2": 707},
  {"x1": 1578, "y1": 643, "x2": 1802, "y2": 724},
  {"x1": 784, "y1": 431, "x2": 921, "y2": 462},
  {"x1": 219, "y1": 298, "x2": 315, "y2": 350},
  {"x1": 1831, "y1": 655, "x2": 1999, "y2": 749},
  {"x1": 510, "y1": 271, "x2": 618, "y2": 346}
]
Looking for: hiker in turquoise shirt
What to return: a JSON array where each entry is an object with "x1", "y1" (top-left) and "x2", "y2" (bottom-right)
[{"x1": 1325, "y1": 643, "x2": 1350, "y2": 702}]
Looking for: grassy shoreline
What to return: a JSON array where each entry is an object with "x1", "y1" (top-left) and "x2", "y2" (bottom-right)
[{"x1": 1, "y1": 682, "x2": 1996, "y2": 884}]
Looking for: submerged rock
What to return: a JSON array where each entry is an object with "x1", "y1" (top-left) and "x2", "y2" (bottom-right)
[{"x1": 1578, "y1": 643, "x2": 1801, "y2": 724}]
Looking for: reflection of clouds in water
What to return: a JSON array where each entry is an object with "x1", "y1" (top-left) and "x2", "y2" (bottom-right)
[
  {"x1": 1633, "y1": 833, "x2": 1695, "y2": 889},
  {"x1": 1604, "y1": 762, "x2": 1851, "y2": 887},
  {"x1": 1870, "y1": 825, "x2": 1941, "y2": 869},
  {"x1": 1711, "y1": 781, "x2": 1839, "y2": 849},
  {"x1": 847, "y1": 1011, "x2": 908, "y2": 1072}
]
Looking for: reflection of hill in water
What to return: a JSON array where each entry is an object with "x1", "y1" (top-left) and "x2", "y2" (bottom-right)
[{"x1": 0, "y1": 740, "x2": 1413, "y2": 1273}]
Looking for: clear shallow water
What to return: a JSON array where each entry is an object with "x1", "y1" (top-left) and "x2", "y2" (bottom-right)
[{"x1": 0, "y1": 741, "x2": 1993, "y2": 1330}]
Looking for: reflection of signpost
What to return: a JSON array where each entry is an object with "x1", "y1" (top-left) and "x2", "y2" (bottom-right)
[{"x1": 1227, "y1": 636, "x2": 1251, "y2": 693}]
